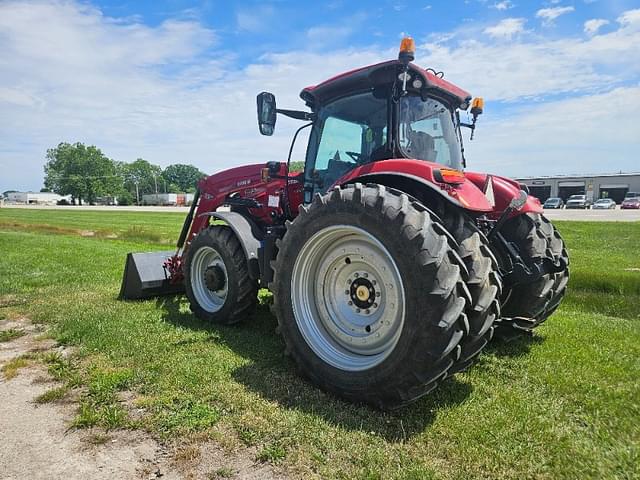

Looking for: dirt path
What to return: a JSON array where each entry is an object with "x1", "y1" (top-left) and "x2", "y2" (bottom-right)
[{"x1": 0, "y1": 318, "x2": 283, "y2": 480}]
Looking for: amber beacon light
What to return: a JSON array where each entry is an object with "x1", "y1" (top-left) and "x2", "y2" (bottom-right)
[{"x1": 398, "y1": 36, "x2": 415, "y2": 64}]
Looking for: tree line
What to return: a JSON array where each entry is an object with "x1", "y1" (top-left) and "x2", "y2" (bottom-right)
[{"x1": 44, "y1": 142, "x2": 206, "y2": 205}]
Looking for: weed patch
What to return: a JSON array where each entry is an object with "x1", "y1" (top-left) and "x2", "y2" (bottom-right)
[
  {"x1": 256, "y1": 442, "x2": 287, "y2": 464},
  {"x1": 2, "y1": 357, "x2": 31, "y2": 379},
  {"x1": 0, "y1": 328, "x2": 25, "y2": 342},
  {"x1": 35, "y1": 386, "x2": 69, "y2": 404}
]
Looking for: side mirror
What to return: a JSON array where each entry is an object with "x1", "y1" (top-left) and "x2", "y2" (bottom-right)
[{"x1": 257, "y1": 92, "x2": 277, "y2": 136}]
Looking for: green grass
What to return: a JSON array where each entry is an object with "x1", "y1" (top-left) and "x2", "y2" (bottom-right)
[
  {"x1": 0, "y1": 328, "x2": 25, "y2": 342},
  {"x1": 0, "y1": 209, "x2": 639, "y2": 479},
  {"x1": 35, "y1": 385, "x2": 70, "y2": 404}
]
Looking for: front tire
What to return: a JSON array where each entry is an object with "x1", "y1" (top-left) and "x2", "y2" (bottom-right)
[
  {"x1": 185, "y1": 226, "x2": 258, "y2": 324},
  {"x1": 499, "y1": 213, "x2": 569, "y2": 331},
  {"x1": 271, "y1": 184, "x2": 470, "y2": 409}
]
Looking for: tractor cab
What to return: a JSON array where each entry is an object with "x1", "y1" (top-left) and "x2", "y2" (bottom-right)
[
  {"x1": 302, "y1": 84, "x2": 465, "y2": 193},
  {"x1": 257, "y1": 37, "x2": 483, "y2": 199}
]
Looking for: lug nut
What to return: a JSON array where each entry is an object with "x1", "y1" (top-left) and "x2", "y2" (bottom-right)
[
  {"x1": 373, "y1": 303, "x2": 378, "y2": 308},
  {"x1": 363, "y1": 273, "x2": 368, "y2": 278},
  {"x1": 356, "y1": 308, "x2": 361, "y2": 313},
  {"x1": 348, "y1": 301, "x2": 353, "y2": 306},
  {"x1": 354, "y1": 273, "x2": 359, "y2": 278},
  {"x1": 376, "y1": 292, "x2": 381, "y2": 297},
  {"x1": 365, "y1": 309, "x2": 370, "y2": 314}
]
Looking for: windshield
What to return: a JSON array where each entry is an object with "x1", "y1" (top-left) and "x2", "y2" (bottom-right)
[
  {"x1": 399, "y1": 95, "x2": 463, "y2": 169},
  {"x1": 305, "y1": 91, "x2": 387, "y2": 190},
  {"x1": 569, "y1": 195, "x2": 585, "y2": 200}
]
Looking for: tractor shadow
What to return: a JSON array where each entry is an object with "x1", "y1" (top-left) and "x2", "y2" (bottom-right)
[
  {"x1": 486, "y1": 329, "x2": 544, "y2": 358},
  {"x1": 156, "y1": 296, "x2": 473, "y2": 441}
]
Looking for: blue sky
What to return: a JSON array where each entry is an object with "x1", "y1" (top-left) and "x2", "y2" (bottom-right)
[{"x1": 1, "y1": 0, "x2": 639, "y2": 192}]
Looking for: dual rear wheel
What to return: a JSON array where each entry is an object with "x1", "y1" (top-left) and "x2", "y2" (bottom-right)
[{"x1": 271, "y1": 184, "x2": 498, "y2": 409}]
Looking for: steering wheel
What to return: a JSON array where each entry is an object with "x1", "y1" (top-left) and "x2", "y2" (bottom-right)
[{"x1": 345, "y1": 151, "x2": 363, "y2": 163}]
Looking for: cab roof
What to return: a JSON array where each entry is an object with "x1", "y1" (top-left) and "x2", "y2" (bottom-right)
[{"x1": 300, "y1": 59, "x2": 471, "y2": 109}]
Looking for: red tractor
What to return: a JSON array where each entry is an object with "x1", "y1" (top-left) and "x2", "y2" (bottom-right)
[{"x1": 121, "y1": 38, "x2": 569, "y2": 409}]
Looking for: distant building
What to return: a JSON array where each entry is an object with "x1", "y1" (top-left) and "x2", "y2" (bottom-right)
[
  {"x1": 6, "y1": 191, "x2": 70, "y2": 205},
  {"x1": 515, "y1": 172, "x2": 640, "y2": 204},
  {"x1": 95, "y1": 196, "x2": 118, "y2": 206},
  {"x1": 141, "y1": 193, "x2": 194, "y2": 206}
]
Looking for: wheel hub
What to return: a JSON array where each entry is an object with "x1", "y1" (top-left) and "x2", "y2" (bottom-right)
[
  {"x1": 350, "y1": 277, "x2": 376, "y2": 308},
  {"x1": 204, "y1": 265, "x2": 226, "y2": 292},
  {"x1": 190, "y1": 246, "x2": 228, "y2": 313}
]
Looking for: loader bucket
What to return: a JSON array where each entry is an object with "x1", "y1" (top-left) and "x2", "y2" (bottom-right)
[{"x1": 119, "y1": 251, "x2": 184, "y2": 300}]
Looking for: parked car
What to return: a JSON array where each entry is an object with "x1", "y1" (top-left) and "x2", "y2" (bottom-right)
[
  {"x1": 565, "y1": 194, "x2": 591, "y2": 209},
  {"x1": 592, "y1": 198, "x2": 617, "y2": 210},
  {"x1": 621, "y1": 197, "x2": 640, "y2": 209},
  {"x1": 543, "y1": 197, "x2": 564, "y2": 209}
]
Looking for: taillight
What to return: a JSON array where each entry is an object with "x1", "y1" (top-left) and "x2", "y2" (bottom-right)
[{"x1": 434, "y1": 168, "x2": 466, "y2": 185}]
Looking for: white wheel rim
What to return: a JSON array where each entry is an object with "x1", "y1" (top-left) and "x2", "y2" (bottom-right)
[
  {"x1": 190, "y1": 246, "x2": 228, "y2": 313},
  {"x1": 291, "y1": 225, "x2": 405, "y2": 371}
]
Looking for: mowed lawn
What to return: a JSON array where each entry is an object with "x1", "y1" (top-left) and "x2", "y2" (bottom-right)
[{"x1": 0, "y1": 208, "x2": 638, "y2": 479}]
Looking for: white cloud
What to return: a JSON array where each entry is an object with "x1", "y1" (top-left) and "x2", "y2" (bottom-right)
[
  {"x1": 424, "y1": 9, "x2": 640, "y2": 102},
  {"x1": 466, "y1": 86, "x2": 640, "y2": 176},
  {"x1": 483, "y1": 18, "x2": 526, "y2": 39},
  {"x1": 305, "y1": 13, "x2": 366, "y2": 49},
  {"x1": 617, "y1": 8, "x2": 640, "y2": 27},
  {"x1": 536, "y1": 6, "x2": 575, "y2": 25},
  {"x1": 584, "y1": 19, "x2": 609, "y2": 36},
  {"x1": 0, "y1": 1, "x2": 639, "y2": 191},
  {"x1": 492, "y1": 1, "x2": 514, "y2": 11},
  {"x1": 236, "y1": 6, "x2": 274, "y2": 32}
]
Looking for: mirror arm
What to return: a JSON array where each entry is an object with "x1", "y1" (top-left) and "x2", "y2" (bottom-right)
[
  {"x1": 276, "y1": 109, "x2": 316, "y2": 121},
  {"x1": 459, "y1": 119, "x2": 478, "y2": 140}
]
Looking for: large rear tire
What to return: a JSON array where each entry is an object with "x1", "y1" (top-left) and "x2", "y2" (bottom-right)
[
  {"x1": 185, "y1": 226, "x2": 258, "y2": 324},
  {"x1": 271, "y1": 184, "x2": 470, "y2": 410},
  {"x1": 444, "y1": 213, "x2": 501, "y2": 373},
  {"x1": 499, "y1": 213, "x2": 569, "y2": 331}
]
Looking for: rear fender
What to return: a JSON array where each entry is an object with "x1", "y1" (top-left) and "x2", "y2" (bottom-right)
[
  {"x1": 340, "y1": 173, "x2": 467, "y2": 211},
  {"x1": 334, "y1": 159, "x2": 493, "y2": 213},
  {"x1": 200, "y1": 211, "x2": 262, "y2": 280}
]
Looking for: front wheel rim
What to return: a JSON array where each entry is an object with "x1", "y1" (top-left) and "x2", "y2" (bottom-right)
[
  {"x1": 191, "y1": 246, "x2": 228, "y2": 312},
  {"x1": 291, "y1": 225, "x2": 405, "y2": 371}
]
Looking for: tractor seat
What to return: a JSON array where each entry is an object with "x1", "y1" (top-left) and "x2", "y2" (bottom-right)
[{"x1": 406, "y1": 131, "x2": 436, "y2": 162}]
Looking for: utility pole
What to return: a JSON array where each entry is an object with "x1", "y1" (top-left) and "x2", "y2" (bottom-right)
[
  {"x1": 135, "y1": 180, "x2": 139, "y2": 206},
  {"x1": 153, "y1": 174, "x2": 159, "y2": 203}
]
